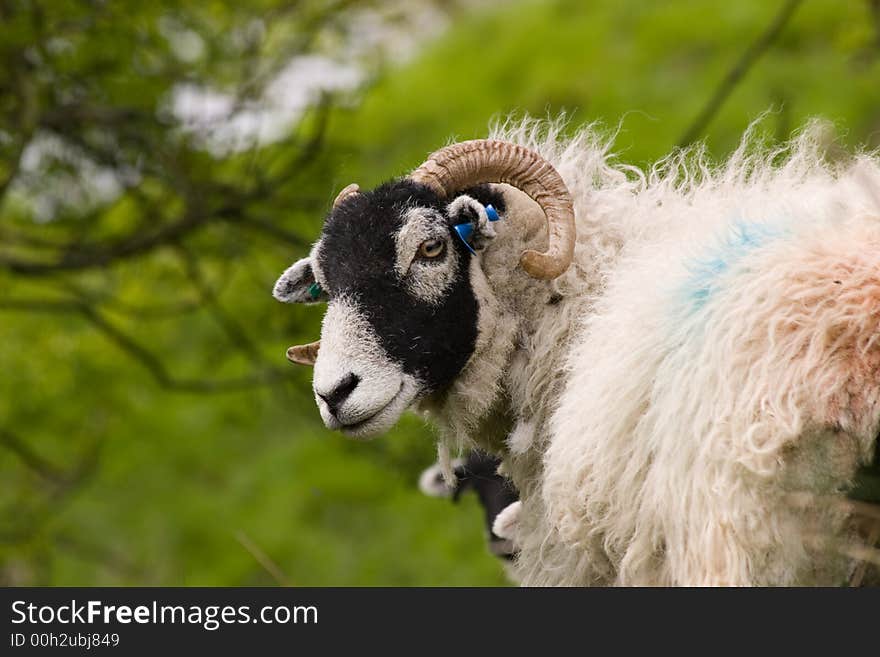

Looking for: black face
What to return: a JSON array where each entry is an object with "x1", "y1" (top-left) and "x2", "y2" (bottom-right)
[{"x1": 315, "y1": 179, "x2": 505, "y2": 394}]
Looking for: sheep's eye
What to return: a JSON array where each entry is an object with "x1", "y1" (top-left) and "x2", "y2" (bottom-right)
[{"x1": 418, "y1": 238, "x2": 445, "y2": 259}]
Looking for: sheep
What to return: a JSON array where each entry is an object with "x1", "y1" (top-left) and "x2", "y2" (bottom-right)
[
  {"x1": 418, "y1": 450, "x2": 520, "y2": 560},
  {"x1": 273, "y1": 117, "x2": 880, "y2": 586}
]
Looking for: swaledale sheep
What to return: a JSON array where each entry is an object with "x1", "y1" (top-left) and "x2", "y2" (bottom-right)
[
  {"x1": 273, "y1": 118, "x2": 880, "y2": 585},
  {"x1": 419, "y1": 450, "x2": 520, "y2": 560}
]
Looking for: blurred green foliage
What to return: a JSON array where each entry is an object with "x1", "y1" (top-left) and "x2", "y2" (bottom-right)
[{"x1": 1, "y1": 0, "x2": 879, "y2": 585}]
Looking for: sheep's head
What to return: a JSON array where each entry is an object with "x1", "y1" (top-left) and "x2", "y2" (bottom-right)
[{"x1": 273, "y1": 140, "x2": 575, "y2": 438}]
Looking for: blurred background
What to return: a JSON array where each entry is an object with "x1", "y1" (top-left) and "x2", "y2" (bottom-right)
[{"x1": 1, "y1": 0, "x2": 879, "y2": 586}]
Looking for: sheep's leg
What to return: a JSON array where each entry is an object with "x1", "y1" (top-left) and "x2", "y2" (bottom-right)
[
  {"x1": 492, "y1": 500, "x2": 522, "y2": 541},
  {"x1": 418, "y1": 450, "x2": 520, "y2": 561}
]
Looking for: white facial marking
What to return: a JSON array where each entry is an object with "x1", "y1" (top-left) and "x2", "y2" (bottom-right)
[
  {"x1": 313, "y1": 295, "x2": 420, "y2": 438},
  {"x1": 394, "y1": 205, "x2": 458, "y2": 305}
]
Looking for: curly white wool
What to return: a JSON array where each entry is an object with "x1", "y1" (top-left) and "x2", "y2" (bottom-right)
[{"x1": 433, "y1": 116, "x2": 880, "y2": 585}]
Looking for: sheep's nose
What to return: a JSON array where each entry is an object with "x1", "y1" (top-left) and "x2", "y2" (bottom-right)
[{"x1": 317, "y1": 373, "x2": 360, "y2": 416}]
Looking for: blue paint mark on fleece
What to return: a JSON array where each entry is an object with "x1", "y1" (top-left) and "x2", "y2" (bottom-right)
[{"x1": 682, "y1": 220, "x2": 786, "y2": 314}]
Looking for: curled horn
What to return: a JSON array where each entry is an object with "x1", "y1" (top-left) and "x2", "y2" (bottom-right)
[
  {"x1": 409, "y1": 140, "x2": 575, "y2": 280},
  {"x1": 333, "y1": 183, "x2": 360, "y2": 209},
  {"x1": 287, "y1": 341, "x2": 320, "y2": 366}
]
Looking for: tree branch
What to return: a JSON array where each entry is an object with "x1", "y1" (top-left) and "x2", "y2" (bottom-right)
[
  {"x1": 0, "y1": 428, "x2": 65, "y2": 484},
  {"x1": 0, "y1": 298, "x2": 289, "y2": 393},
  {"x1": 234, "y1": 214, "x2": 312, "y2": 247},
  {"x1": 677, "y1": 0, "x2": 804, "y2": 147},
  {"x1": 60, "y1": 281, "x2": 202, "y2": 320},
  {"x1": 175, "y1": 243, "x2": 263, "y2": 364},
  {"x1": 0, "y1": 202, "x2": 241, "y2": 275}
]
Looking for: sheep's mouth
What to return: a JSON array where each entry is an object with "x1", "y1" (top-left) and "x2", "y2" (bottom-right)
[
  {"x1": 336, "y1": 381, "x2": 409, "y2": 437},
  {"x1": 338, "y1": 407, "x2": 389, "y2": 432}
]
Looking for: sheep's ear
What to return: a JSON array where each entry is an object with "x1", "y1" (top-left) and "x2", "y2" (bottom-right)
[
  {"x1": 447, "y1": 194, "x2": 499, "y2": 252},
  {"x1": 273, "y1": 257, "x2": 328, "y2": 304}
]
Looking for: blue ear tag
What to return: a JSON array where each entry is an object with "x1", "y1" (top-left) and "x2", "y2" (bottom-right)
[
  {"x1": 453, "y1": 204, "x2": 501, "y2": 255},
  {"x1": 453, "y1": 223, "x2": 476, "y2": 254},
  {"x1": 308, "y1": 282, "x2": 322, "y2": 300}
]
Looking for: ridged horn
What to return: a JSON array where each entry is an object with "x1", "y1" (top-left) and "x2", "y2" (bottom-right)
[
  {"x1": 286, "y1": 341, "x2": 320, "y2": 366},
  {"x1": 409, "y1": 139, "x2": 575, "y2": 280},
  {"x1": 333, "y1": 183, "x2": 360, "y2": 209}
]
